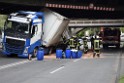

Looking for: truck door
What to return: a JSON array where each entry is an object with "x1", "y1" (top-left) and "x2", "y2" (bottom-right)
[{"x1": 30, "y1": 24, "x2": 42, "y2": 46}]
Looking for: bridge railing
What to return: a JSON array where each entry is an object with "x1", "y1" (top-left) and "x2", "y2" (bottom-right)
[{"x1": 69, "y1": 19, "x2": 124, "y2": 27}]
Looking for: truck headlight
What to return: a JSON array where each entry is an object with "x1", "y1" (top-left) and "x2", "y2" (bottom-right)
[{"x1": 24, "y1": 47, "x2": 30, "y2": 54}]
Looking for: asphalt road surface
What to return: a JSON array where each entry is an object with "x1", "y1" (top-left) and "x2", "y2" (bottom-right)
[{"x1": 0, "y1": 48, "x2": 124, "y2": 83}]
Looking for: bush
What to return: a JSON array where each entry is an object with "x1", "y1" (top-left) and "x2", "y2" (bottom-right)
[{"x1": 120, "y1": 28, "x2": 124, "y2": 33}]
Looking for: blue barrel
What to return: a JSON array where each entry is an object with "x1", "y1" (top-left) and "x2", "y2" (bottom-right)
[
  {"x1": 65, "y1": 49, "x2": 71, "y2": 59},
  {"x1": 37, "y1": 49, "x2": 44, "y2": 61},
  {"x1": 72, "y1": 51, "x2": 77, "y2": 58},
  {"x1": 77, "y1": 50, "x2": 83, "y2": 58},
  {"x1": 56, "y1": 49, "x2": 63, "y2": 58}
]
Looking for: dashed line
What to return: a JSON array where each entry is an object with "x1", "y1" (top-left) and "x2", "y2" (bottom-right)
[
  {"x1": 73, "y1": 59, "x2": 80, "y2": 62},
  {"x1": 0, "y1": 58, "x2": 36, "y2": 70},
  {"x1": 50, "y1": 66, "x2": 64, "y2": 74}
]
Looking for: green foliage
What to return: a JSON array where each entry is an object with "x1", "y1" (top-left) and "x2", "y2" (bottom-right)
[
  {"x1": 76, "y1": 31, "x2": 84, "y2": 37},
  {"x1": 0, "y1": 15, "x2": 7, "y2": 29},
  {"x1": 76, "y1": 27, "x2": 100, "y2": 37},
  {"x1": 119, "y1": 76, "x2": 124, "y2": 83},
  {"x1": 120, "y1": 27, "x2": 124, "y2": 33}
]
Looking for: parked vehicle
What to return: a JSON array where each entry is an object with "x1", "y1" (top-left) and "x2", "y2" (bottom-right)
[
  {"x1": 1, "y1": 9, "x2": 69, "y2": 57},
  {"x1": 100, "y1": 27, "x2": 121, "y2": 48},
  {"x1": 120, "y1": 32, "x2": 124, "y2": 42}
]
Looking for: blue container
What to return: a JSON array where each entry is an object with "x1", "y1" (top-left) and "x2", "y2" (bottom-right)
[
  {"x1": 72, "y1": 51, "x2": 77, "y2": 58},
  {"x1": 37, "y1": 49, "x2": 44, "y2": 61},
  {"x1": 77, "y1": 50, "x2": 83, "y2": 58},
  {"x1": 65, "y1": 49, "x2": 71, "y2": 59},
  {"x1": 56, "y1": 49, "x2": 63, "y2": 58}
]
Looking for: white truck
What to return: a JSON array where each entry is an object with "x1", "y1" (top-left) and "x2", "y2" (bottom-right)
[{"x1": 1, "y1": 9, "x2": 69, "y2": 57}]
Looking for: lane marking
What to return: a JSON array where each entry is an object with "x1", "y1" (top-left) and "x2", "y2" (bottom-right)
[
  {"x1": 0, "y1": 58, "x2": 36, "y2": 70},
  {"x1": 73, "y1": 59, "x2": 80, "y2": 62},
  {"x1": 50, "y1": 66, "x2": 64, "y2": 74}
]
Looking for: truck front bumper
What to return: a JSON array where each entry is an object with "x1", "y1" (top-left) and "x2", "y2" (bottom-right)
[
  {"x1": 102, "y1": 41, "x2": 119, "y2": 44},
  {"x1": 2, "y1": 44, "x2": 29, "y2": 58},
  {"x1": 3, "y1": 50, "x2": 29, "y2": 58}
]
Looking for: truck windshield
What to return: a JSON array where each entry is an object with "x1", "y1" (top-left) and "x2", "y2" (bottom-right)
[
  {"x1": 104, "y1": 29, "x2": 118, "y2": 36},
  {"x1": 4, "y1": 21, "x2": 29, "y2": 38}
]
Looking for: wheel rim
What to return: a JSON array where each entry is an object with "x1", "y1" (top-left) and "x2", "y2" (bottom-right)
[
  {"x1": 28, "y1": 54, "x2": 32, "y2": 60},
  {"x1": 33, "y1": 49, "x2": 38, "y2": 57}
]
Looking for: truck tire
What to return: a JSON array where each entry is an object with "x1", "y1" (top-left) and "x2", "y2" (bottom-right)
[
  {"x1": 28, "y1": 54, "x2": 32, "y2": 60},
  {"x1": 103, "y1": 44, "x2": 107, "y2": 49},
  {"x1": 116, "y1": 44, "x2": 120, "y2": 48},
  {"x1": 32, "y1": 47, "x2": 38, "y2": 57}
]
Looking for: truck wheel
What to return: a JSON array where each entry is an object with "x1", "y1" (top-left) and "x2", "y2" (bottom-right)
[
  {"x1": 28, "y1": 54, "x2": 32, "y2": 60},
  {"x1": 103, "y1": 44, "x2": 105, "y2": 49},
  {"x1": 32, "y1": 48, "x2": 38, "y2": 57},
  {"x1": 6, "y1": 54, "x2": 12, "y2": 57},
  {"x1": 116, "y1": 44, "x2": 120, "y2": 48},
  {"x1": 103, "y1": 44, "x2": 107, "y2": 49}
]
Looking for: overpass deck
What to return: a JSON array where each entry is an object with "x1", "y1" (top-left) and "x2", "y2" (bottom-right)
[{"x1": 69, "y1": 19, "x2": 124, "y2": 27}]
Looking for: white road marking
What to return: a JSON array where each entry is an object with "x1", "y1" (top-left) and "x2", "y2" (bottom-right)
[
  {"x1": 50, "y1": 66, "x2": 64, "y2": 74},
  {"x1": 0, "y1": 58, "x2": 36, "y2": 70},
  {"x1": 73, "y1": 59, "x2": 80, "y2": 62}
]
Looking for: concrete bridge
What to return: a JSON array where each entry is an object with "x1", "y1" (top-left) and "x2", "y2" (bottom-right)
[{"x1": 0, "y1": 0, "x2": 124, "y2": 19}]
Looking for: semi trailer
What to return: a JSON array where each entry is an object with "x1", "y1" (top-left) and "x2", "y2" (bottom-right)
[{"x1": 1, "y1": 9, "x2": 69, "y2": 57}]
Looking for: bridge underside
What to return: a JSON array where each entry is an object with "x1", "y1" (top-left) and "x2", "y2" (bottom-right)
[
  {"x1": 50, "y1": 8, "x2": 124, "y2": 19},
  {"x1": 0, "y1": 1, "x2": 124, "y2": 19}
]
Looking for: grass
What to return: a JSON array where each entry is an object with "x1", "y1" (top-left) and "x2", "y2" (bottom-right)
[{"x1": 119, "y1": 76, "x2": 124, "y2": 83}]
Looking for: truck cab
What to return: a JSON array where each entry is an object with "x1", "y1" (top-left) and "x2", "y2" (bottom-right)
[
  {"x1": 100, "y1": 27, "x2": 120, "y2": 48},
  {"x1": 2, "y1": 11, "x2": 44, "y2": 57}
]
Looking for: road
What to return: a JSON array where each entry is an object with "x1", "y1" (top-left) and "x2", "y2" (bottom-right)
[{"x1": 0, "y1": 47, "x2": 123, "y2": 83}]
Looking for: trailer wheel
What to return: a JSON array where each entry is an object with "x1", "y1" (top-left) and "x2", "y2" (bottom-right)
[
  {"x1": 32, "y1": 48, "x2": 38, "y2": 57},
  {"x1": 48, "y1": 48, "x2": 52, "y2": 55},
  {"x1": 44, "y1": 47, "x2": 50, "y2": 55}
]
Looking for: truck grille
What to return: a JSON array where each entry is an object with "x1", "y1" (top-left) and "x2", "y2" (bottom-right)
[
  {"x1": 6, "y1": 38, "x2": 25, "y2": 46},
  {"x1": 106, "y1": 37, "x2": 114, "y2": 40},
  {"x1": 5, "y1": 38, "x2": 25, "y2": 54}
]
